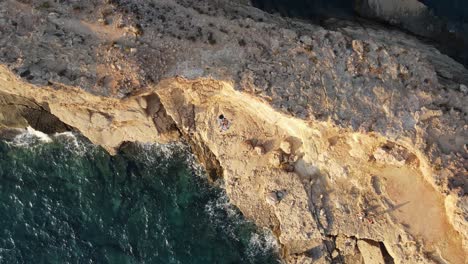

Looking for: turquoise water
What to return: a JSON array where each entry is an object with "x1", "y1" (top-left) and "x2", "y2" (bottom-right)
[{"x1": 0, "y1": 131, "x2": 280, "y2": 264}]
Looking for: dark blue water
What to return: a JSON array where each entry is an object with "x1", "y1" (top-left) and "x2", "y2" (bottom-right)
[{"x1": 0, "y1": 130, "x2": 280, "y2": 264}]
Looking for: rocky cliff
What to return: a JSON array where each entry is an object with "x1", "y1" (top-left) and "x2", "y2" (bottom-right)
[{"x1": 0, "y1": 0, "x2": 467, "y2": 263}]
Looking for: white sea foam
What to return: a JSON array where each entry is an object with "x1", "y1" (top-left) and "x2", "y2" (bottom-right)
[
  {"x1": 8, "y1": 126, "x2": 52, "y2": 147},
  {"x1": 204, "y1": 190, "x2": 280, "y2": 259},
  {"x1": 135, "y1": 142, "x2": 186, "y2": 163},
  {"x1": 204, "y1": 191, "x2": 246, "y2": 242},
  {"x1": 247, "y1": 229, "x2": 279, "y2": 258},
  {"x1": 134, "y1": 142, "x2": 207, "y2": 178},
  {"x1": 53, "y1": 131, "x2": 75, "y2": 138},
  {"x1": 53, "y1": 131, "x2": 92, "y2": 156},
  {"x1": 3, "y1": 128, "x2": 97, "y2": 157}
]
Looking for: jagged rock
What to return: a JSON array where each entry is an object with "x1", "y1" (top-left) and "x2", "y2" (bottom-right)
[
  {"x1": 287, "y1": 254, "x2": 314, "y2": 264},
  {"x1": 372, "y1": 143, "x2": 413, "y2": 167},
  {"x1": 372, "y1": 147, "x2": 405, "y2": 167}
]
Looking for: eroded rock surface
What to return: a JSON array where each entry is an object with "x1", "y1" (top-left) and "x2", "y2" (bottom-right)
[
  {"x1": 156, "y1": 78, "x2": 467, "y2": 264},
  {"x1": 0, "y1": 0, "x2": 467, "y2": 263}
]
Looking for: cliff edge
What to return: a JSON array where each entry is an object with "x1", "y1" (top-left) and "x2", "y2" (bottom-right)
[{"x1": 0, "y1": 0, "x2": 467, "y2": 263}]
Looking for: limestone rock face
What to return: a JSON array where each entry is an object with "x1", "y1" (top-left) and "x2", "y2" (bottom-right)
[
  {"x1": 0, "y1": 0, "x2": 467, "y2": 263},
  {"x1": 155, "y1": 78, "x2": 467, "y2": 264},
  {"x1": 0, "y1": 67, "x2": 179, "y2": 153}
]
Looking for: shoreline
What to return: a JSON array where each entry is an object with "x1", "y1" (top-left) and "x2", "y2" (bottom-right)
[
  {"x1": 0, "y1": 0, "x2": 467, "y2": 262},
  {"x1": 1, "y1": 66, "x2": 466, "y2": 263}
]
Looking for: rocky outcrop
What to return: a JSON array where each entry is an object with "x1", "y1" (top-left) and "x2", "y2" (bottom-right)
[
  {"x1": 0, "y1": 66, "x2": 179, "y2": 153},
  {"x1": 0, "y1": 91, "x2": 70, "y2": 134},
  {"x1": 0, "y1": 0, "x2": 467, "y2": 263},
  {"x1": 155, "y1": 77, "x2": 467, "y2": 264},
  {"x1": 2, "y1": 66, "x2": 466, "y2": 263}
]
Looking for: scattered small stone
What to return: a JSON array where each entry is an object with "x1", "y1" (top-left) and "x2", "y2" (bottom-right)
[
  {"x1": 299, "y1": 35, "x2": 312, "y2": 46},
  {"x1": 266, "y1": 191, "x2": 279, "y2": 205},
  {"x1": 125, "y1": 25, "x2": 142, "y2": 36},
  {"x1": 280, "y1": 140, "x2": 292, "y2": 154},
  {"x1": 116, "y1": 18, "x2": 125, "y2": 28},
  {"x1": 269, "y1": 150, "x2": 283, "y2": 167},
  {"x1": 352, "y1": 40, "x2": 364, "y2": 55},
  {"x1": 47, "y1": 12, "x2": 58, "y2": 19},
  {"x1": 276, "y1": 190, "x2": 285, "y2": 200},
  {"x1": 254, "y1": 145, "x2": 265, "y2": 155},
  {"x1": 242, "y1": 139, "x2": 255, "y2": 150},
  {"x1": 288, "y1": 154, "x2": 298, "y2": 163},
  {"x1": 281, "y1": 163, "x2": 295, "y2": 172},
  {"x1": 130, "y1": 48, "x2": 137, "y2": 54},
  {"x1": 373, "y1": 147, "x2": 406, "y2": 167},
  {"x1": 265, "y1": 190, "x2": 286, "y2": 206},
  {"x1": 332, "y1": 250, "x2": 339, "y2": 258},
  {"x1": 460, "y1": 84, "x2": 468, "y2": 93}
]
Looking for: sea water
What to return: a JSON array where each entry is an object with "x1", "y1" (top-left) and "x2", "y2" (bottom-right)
[{"x1": 0, "y1": 129, "x2": 280, "y2": 264}]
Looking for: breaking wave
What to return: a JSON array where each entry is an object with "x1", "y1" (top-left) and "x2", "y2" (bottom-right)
[{"x1": 8, "y1": 126, "x2": 52, "y2": 146}]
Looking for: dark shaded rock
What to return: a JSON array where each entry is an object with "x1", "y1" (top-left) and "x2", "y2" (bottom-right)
[{"x1": 0, "y1": 91, "x2": 71, "y2": 134}]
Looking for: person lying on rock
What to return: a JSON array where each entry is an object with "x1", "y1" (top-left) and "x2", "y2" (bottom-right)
[{"x1": 218, "y1": 114, "x2": 231, "y2": 132}]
